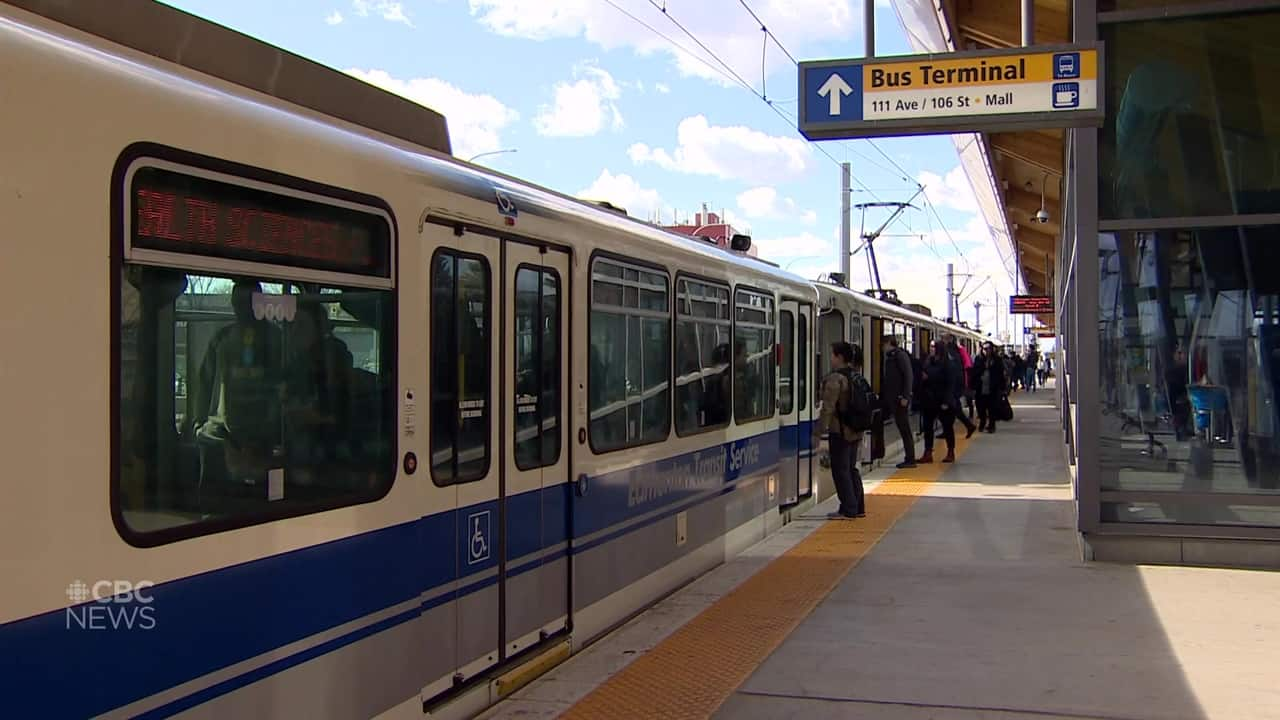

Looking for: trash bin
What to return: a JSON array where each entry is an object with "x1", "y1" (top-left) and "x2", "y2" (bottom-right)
[{"x1": 1187, "y1": 384, "x2": 1229, "y2": 442}]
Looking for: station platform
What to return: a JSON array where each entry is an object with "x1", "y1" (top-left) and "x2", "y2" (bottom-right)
[{"x1": 482, "y1": 390, "x2": 1280, "y2": 720}]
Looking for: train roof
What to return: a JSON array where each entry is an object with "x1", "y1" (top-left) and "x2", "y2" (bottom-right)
[
  {"x1": 5, "y1": 0, "x2": 814, "y2": 298},
  {"x1": 5, "y1": 0, "x2": 452, "y2": 155},
  {"x1": 815, "y1": 280, "x2": 985, "y2": 338}
]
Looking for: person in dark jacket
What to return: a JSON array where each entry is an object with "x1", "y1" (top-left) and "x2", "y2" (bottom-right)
[
  {"x1": 943, "y1": 333, "x2": 977, "y2": 438},
  {"x1": 972, "y1": 341, "x2": 1008, "y2": 433},
  {"x1": 880, "y1": 334, "x2": 916, "y2": 468},
  {"x1": 917, "y1": 340, "x2": 957, "y2": 463}
]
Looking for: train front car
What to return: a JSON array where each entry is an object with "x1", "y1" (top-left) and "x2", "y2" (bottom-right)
[{"x1": 0, "y1": 3, "x2": 821, "y2": 718}]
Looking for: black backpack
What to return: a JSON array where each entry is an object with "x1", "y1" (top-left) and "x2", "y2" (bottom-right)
[{"x1": 837, "y1": 367, "x2": 877, "y2": 432}]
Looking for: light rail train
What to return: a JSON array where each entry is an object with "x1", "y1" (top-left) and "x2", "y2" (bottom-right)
[{"x1": 0, "y1": 2, "x2": 985, "y2": 718}]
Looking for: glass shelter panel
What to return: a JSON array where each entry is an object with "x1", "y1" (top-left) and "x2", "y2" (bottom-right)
[
  {"x1": 1098, "y1": 226, "x2": 1280, "y2": 527},
  {"x1": 1100, "y1": 11, "x2": 1280, "y2": 220}
]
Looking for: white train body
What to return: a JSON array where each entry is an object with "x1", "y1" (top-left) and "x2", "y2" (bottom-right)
[{"x1": 0, "y1": 3, "x2": 984, "y2": 718}]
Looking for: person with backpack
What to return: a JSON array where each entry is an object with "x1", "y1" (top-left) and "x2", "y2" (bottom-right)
[
  {"x1": 917, "y1": 340, "x2": 958, "y2": 463},
  {"x1": 816, "y1": 341, "x2": 872, "y2": 519}
]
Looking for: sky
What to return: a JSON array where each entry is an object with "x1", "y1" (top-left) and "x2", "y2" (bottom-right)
[{"x1": 162, "y1": 0, "x2": 1027, "y2": 338}]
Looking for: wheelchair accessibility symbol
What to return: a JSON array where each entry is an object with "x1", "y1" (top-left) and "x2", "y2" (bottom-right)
[{"x1": 467, "y1": 510, "x2": 491, "y2": 565}]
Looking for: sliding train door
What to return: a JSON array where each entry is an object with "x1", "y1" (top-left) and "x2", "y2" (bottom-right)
[
  {"x1": 797, "y1": 303, "x2": 814, "y2": 498},
  {"x1": 778, "y1": 301, "x2": 799, "y2": 505},
  {"x1": 501, "y1": 241, "x2": 571, "y2": 658},
  {"x1": 426, "y1": 229, "x2": 570, "y2": 697}
]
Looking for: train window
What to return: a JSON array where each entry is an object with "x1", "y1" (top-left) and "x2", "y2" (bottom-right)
[
  {"x1": 734, "y1": 289, "x2": 776, "y2": 423},
  {"x1": 798, "y1": 313, "x2": 808, "y2": 412},
  {"x1": 431, "y1": 251, "x2": 491, "y2": 484},
  {"x1": 779, "y1": 310, "x2": 794, "y2": 415},
  {"x1": 850, "y1": 314, "x2": 863, "y2": 350},
  {"x1": 117, "y1": 271, "x2": 395, "y2": 538},
  {"x1": 674, "y1": 276, "x2": 731, "y2": 435},
  {"x1": 589, "y1": 257, "x2": 670, "y2": 452},
  {"x1": 115, "y1": 161, "x2": 396, "y2": 544},
  {"x1": 898, "y1": 322, "x2": 914, "y2": 354},
  {"x1": 514, "y1": 266, "x2": 561, "y2": 470},
  {"x1": 817, "y1": 309, "x2": 844, "y2": 402}
]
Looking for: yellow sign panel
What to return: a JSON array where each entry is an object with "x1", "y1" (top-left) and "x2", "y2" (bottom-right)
[{"x1": 863, "y1": 50, "x2": 1098, "y2": 91}]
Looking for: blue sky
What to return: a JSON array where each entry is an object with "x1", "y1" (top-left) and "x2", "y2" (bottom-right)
[{"x1": 162, "y1": 0, "x2": 1022, "y2": 335}]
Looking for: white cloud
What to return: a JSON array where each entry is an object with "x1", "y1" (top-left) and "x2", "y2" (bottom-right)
[
  {"x1": 325, "y1": 10, "x2": 344, "y2": 25},
  {"x1": 753, "y1": 231, "x2": 833, "y2": 266},
  {"x1": 345, "y1": 69, "x2": 518, "y2": 160},
  {"x1": 752, "y1": 207, "x2": 1019, "y2": 336},
  {"x1": 628, "y1": 115, "x2": 810, "y2": 184},
  {"x1": 655, "y1": 82, "x2": 671, "y2": 94},
  {"x1": 863, "y1": 213, "x2": 1019, "y2": 328},
  {"x1": 534, "y1": 64, "x2": 624, "y2": 137},
  {"x1": 736, "y1": 187, "x2": 817, "y2": 225},
  {"x1": 468, "y1": 0, "x2": 856, "y2": 86},
  {"x1": 352, "y1": 0, "x2": 413, "y2": 26},
  {"x1": 577, "y1": 170, "x2": 663, "y2": 220},
  {"x1": 918, "y1": 165, "x2": 979, "y2": 214}
]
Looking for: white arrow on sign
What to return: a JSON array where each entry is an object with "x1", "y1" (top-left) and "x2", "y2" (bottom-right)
[{"x1": 817, "y1": 72, "x2": 853, "y2": 116}]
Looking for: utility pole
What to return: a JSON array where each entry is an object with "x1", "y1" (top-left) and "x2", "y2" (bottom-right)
[
  {"x1": 1022, "y1": 0, "x2": 1035, "y2": 47},
  {"x1": 974, "y1": 301, "x2": 981, "y2": 330},
  {"x1": 946, "y1": 263, "x2": 954, "y2": 322},
  {"x1": 840, "y1": 162, "x2": 851, "y2": 286},
  {"x1": 993, "y1": 287, "x2": 1000, "y2": 340},
  {"x1": 865, "y1": 0, "x2": 875, "y2": 57}
]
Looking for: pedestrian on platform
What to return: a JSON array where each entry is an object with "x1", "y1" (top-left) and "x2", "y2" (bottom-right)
[
  {"x1": 943, "y1": 333, "x2": 977, "y2": 439},
  {"x1": 917, "y1": 340, "x2": 958, "y2": 463},
  {"x1": 880, "y1": 334, "x2": 916, "y2": 468},
  {"x1": 972, "y1": 342, "x2": 1008, "y2": 433},
  {"x1": 816, "y1": 341, "x2": 867, "y2": 519}
]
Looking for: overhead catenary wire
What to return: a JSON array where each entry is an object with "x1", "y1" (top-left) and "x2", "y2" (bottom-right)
[
  {"x1": 646, "y1": 0, "x2": 880, "y2": 197},
  {"x1": 731, "y1": 0, "x2": 990, "y2": 281},
  {"x1": 735, "y1": 0, "x2": 918, "y2": 186},
  {"x1": 600, "y1": 0, "x2": 882, "y2": 199}
]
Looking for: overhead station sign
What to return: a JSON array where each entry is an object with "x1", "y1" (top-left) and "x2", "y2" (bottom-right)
[
  {"x1": 1010, "y1": 295, "x2": 1055, "y2": 314},
  {"x1": 799, "y1": 44, "x2": 1103, "y2": 140}
]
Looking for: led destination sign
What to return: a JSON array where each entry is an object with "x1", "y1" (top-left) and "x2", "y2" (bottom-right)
[
  {"x1": 1010, "y1": 295, "x2": 1055, "y2": 314},
  {"x1": 131, "y1": 166, "x2": 391, "y2": 278}
]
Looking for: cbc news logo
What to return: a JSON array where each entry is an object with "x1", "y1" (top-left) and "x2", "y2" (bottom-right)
[{"x1": 65, "y1": 580, "x2": 157, "y2": 631}]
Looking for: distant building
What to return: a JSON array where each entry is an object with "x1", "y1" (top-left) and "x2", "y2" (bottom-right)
[{"x1": 660, "y1": 211, "x2": 758, "y2": 257}]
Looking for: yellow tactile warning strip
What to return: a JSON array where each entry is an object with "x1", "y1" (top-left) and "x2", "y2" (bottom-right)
[{"x1": 559, "y1": 434, "x2": 974, "y2": 720}]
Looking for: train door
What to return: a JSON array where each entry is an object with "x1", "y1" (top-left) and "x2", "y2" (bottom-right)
[
  {"x1": 502, "y1": 241, "x2": 571, "y2": 658},
  {"x1": 797, "y1": 304, "x2": 814, "y2": 498},
  {"x1": 428, "y1": 232, "x2": 501, "y2": 687},
  {"x1": 869, "y1": 316, "x2": 885, "y2": 393},
  {"x1": 778, "y1": 301, "x2": 799, "y2": 505}
]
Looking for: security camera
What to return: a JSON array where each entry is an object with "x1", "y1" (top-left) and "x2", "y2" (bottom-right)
[{"x1": 1034, "y1": 209, "x2": 1050, "y2": 224}]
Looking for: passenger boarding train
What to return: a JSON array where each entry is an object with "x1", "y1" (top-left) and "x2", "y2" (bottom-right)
[{"x1": 0, "y1": 3, "x2": 983, "y2": 718}]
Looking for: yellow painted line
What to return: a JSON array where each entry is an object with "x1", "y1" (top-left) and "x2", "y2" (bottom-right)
[{"x1": 559, "y1": 435, "x2": 974, "y2": 720}]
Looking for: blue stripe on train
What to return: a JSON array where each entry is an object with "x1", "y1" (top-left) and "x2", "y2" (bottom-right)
[{"x1": 0, "y1": 427, "x2": 799, "y2": 718}]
